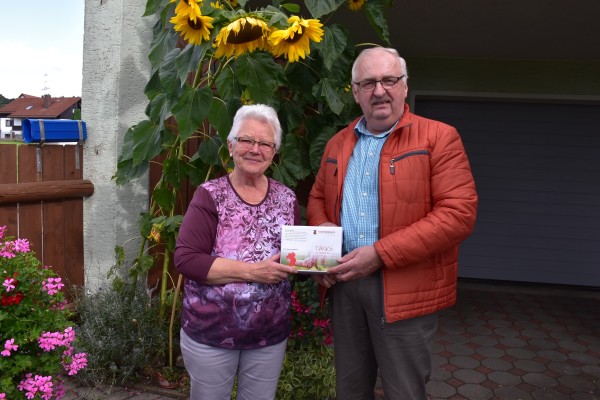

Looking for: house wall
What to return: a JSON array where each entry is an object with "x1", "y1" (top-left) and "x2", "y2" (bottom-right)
[
  {"x1": 406, "y1": 57, "x2": 600, "y2": 99},
  {"x1": 81, "y1": 0, "x2": 153, "y2": 289}
]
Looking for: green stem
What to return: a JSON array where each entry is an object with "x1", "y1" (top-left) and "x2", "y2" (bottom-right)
[{"x1": 168, "y1": 273, "x2": 183, "y2": 369}]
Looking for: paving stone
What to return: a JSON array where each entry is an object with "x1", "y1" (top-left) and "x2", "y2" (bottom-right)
[
  {"x1": 516, "y1": 359, "x2": 548, "y2": 373},
  {"x1": 457, "y1": 383, "x2": 494, "y2": 399},
  {"x1": 454, "y1": 369, "x2": 486, "y2": 384},
  {"x1": 471, "y1": 335, "x2": 499, "y2": 347},
  {"x1": 449, "y1": 355, "x2": 480, "y2": 369},
  {"x1": 495, "y1": 385, "x2": 534, "y2": 400},
  {"x1": 482, "y1": 357, "x2": 513, "y2": 371},
  {"x1": 488, "y1": 371, "x2": 522, "y2": 386},
  {"x1": 523, "y1": 372, "x2": 560, "y2": 388}
]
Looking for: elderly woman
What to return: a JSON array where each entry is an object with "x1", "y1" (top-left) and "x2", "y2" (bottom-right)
[{"x1": 174, "y1": 104, "x2": 300, "y2": 400}]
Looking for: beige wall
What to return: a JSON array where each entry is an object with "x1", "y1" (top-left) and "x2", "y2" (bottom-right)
[{"x1": 81, "y1": 0, "x2": 154, "y2": 289}]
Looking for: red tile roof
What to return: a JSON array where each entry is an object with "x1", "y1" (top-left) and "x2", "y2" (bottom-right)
[{"x1": 0, "y1": 94, "x2": 81, "y2": 119}]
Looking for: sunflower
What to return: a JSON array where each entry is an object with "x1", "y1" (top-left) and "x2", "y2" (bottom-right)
[
  {"x1": 170, "y1": 12, "x2": 214, "y2": 46},
  {"x1": 268, "y1": 16, "x2": 324, "y2": 63},
  {"x1": 213, "y1": 16, "x2": 271, "y2": 58},
  {"x1": 210, "y1": 1, "x2": 223, "y2": 9},
  {"x1": 348, "y1": 0, "x2": 365, "y2": 11},
  {"x1": 174, "y1": 0, "x2": 202, "y2": 21}
]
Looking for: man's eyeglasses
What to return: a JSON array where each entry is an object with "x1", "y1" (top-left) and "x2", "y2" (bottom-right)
[
  {"x1": 353, "y1": 75, "x2": 405, "y2": 92},
  {"x1": 234, "y1": 137, "x2": 276, "y2": 151}
]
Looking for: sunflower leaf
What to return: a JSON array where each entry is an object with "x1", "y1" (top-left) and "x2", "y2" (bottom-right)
[
  {"x1": 176, "y1": 43, "x2": 208, "y2": 86},
  {"x1": 215, "y1": 65, "x2": 241, "y2": 100},
  {"x1": 198, "y1": 135, "x2": 223, "y2": 166},
  {"x1": 159, "y1": 48, "x2": 184, "y2": 100},
  {"x1": 280, "y1": 134, "x2": 311, "y2": 181},
  {"x1": 304, "y1": 0, "x2": 345, "y2": 19},
  {"x1": 208, "y1": 97, "x2": 241, "y2": 141},
  {"x1": 364, "y1": 0, "x2": 391, "y2": 45},
  {"x1": 236, "y1": 53, "x2": 285, "y2": 105},
  {"x1": 308, "y1": 125, "x2": 338, "y2": 172},
  {"x1": 280, "y1": 3, "x2": 301, "y2": 13},
  {"x1": 148, "y1": 25, "x2": 178, "y2": 69},
  {"x1": 172, "y1": 85, "x2": 213, "y2": 141},
  {"x1": 146, "y1": 92, "x2": 171, "y2": 127},
  {"x1": 313, "y1": 78, "x2": 344, "y2": 115},
  {"x1": 320, "y1": 25, "x2": 348, "y2": 71},
  {"x1": 131, "y1": 120, "x2": 163, "y2": 166},
  {"x1": 270, "y1": 163, "x2": 296, "y2": 188}
]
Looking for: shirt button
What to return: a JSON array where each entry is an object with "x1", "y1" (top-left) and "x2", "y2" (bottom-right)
[
  {"x1": 360, "y1": 212, "x2": 365, "y2": 217},
  {"x1": 359, "y1": 234, "x2": 364, "y2": 239},
  {"x1": 362, "y1": 192, "x2": 367, "y2": 197},
  {"x1": 365, "y1": 171, "x2": 370, "y2": 176}
]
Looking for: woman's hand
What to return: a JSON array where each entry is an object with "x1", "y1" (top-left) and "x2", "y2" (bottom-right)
[{"x1": 248, "y1": 253, "x2": 297, "y2": 284}]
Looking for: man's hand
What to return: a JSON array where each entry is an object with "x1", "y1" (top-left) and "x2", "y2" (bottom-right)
[
  {"x1": 310, "y1": 273, "x2": 338, "y2": 288},
  {"x1": 326, "y1": 245, "x2": 383, "y2": 282}
]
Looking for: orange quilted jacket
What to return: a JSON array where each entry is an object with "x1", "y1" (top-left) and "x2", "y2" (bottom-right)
[{"x1": 307, "y1": 105, "x2": 478, "y2": 323}]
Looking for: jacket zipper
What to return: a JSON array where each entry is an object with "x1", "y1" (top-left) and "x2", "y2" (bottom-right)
[
  {"x1": 380, "y1": 151, "x2": 429, "y2": 326},
  {"x1": 389, "y1": 150, "x2": 429, "y2": 175},
  {"x1": 326, "y1": 157, "x2": 339, "y2": 223}
]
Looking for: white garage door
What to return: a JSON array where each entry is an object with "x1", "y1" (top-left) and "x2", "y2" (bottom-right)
[{"x1": 414, "y1": 98, "x2": 600, "y2": 287}]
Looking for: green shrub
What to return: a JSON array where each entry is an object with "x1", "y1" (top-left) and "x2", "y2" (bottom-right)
[{"x1": 71, "y1": 281, "x2": 167, "y2": 386}]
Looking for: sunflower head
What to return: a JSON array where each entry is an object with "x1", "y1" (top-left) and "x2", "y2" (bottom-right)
[
  {"x1": 348, "y1": 0, "x2": 365, "y2": 11},
  {"x1": 213, "y1": 16, "x2": 271, "y2": 58},
  {"x1": 175, "y1": 0, "x2": 203, "y2": 20},
  {"x1": 170, "y1": 12, "x2": 214, "y2": 45},
  {"x1": 268, "y1": 16, "x2": 324, "y2": 63}
]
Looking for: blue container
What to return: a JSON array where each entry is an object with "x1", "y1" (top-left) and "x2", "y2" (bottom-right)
[{"x1": 23, "y1": 119, "x2": 87, "y2": 144}]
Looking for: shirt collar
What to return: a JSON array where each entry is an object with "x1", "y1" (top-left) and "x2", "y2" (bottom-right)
[{"x1": 354, "y1": 116, "x2": 399, "y2": 138}]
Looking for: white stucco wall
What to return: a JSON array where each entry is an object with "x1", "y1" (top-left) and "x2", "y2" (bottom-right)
[{"x1": 81, "y1": 0, "x2": 154, "y2": 290}]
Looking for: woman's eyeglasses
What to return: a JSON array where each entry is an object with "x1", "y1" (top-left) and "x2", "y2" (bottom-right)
[{"x1": 234, "y1": 137, "x2": 276, "y2": 151}]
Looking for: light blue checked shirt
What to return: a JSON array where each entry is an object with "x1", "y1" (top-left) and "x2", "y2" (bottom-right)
[{"x1": 340, "y1": 117, "x2": 397, "y2": 254}]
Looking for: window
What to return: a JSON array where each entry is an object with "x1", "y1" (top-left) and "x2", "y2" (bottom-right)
[{"x1": 5, "y1": 119, "x2": 12, "y2": 127}]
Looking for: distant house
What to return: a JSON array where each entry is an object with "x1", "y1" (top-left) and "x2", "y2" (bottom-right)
[{"x1": 0, "y1": 94, "x2": 81, "y2": 139}]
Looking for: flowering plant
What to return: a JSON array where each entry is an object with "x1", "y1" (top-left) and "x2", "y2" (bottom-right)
[
  {"x1": 0, "y1": 226, "x2": 87, "y2": 399},
  {"x1": 277, "y1": 276, "x2": 335, "y2": 399},
  {"x1": 113, "y1": 0, "x2": 394, "y2": 376}
]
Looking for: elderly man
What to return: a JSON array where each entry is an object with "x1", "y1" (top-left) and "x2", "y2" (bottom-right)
[{"x1": 307, "y1": 47, "x2": 478, "y2": 399}]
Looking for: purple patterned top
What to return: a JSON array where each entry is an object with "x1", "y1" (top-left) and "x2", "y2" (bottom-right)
[{"x1": 175, "y1": 175, "x2": 301, "y2": 350}]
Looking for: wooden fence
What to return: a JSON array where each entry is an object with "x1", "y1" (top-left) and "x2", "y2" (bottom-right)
[{"x1": 0, "y1": 143, "x2": 93, "y2": 293}]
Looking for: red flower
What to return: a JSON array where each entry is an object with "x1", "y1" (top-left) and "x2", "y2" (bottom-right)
[{"x1": 1, "y1": 292, "x2": 24, "y2": 306}]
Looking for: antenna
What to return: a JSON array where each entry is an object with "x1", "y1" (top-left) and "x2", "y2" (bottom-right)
[{"x1": 41, "y1": 73, "x2": 50, "y2": 95}]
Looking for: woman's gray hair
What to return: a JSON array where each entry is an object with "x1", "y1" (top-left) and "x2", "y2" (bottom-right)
[
  {"x1": 227, "y1": 104, "x2": 282, "y2": 151},
  {"x1": 351, "y1": 47, "x2": 408, "y2": 82}
]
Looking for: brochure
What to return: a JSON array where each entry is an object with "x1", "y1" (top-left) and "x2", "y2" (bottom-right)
[{"x1": 280, "y1": 225, "x2": 343, "y2": 273}]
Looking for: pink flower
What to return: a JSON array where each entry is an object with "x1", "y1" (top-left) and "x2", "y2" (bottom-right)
[
  {"x1": 63, "y1": 351, "x2": 88, "y2": 375},
  {"x1": 38, "y1": 327, "x2": 76, "y2": 352},
  {"x1": 0, "y1": 225, "x2": 6, "y2": 240},
  {"x1": 42, "y1": 277, "x2": 64, "y2": 296},
  {"x1": 13, "y1": 238, "x2": 30, "y2": 253},
  {"x1": 17, "y1": 374, "x2": 54, "y2": 400},
  {"x1": 2, "y1": 277, "x2": 16, "y2": 292},
  {"x1": 0, "y1": 392, "x2": 5, "y2": 399},
  {"x1": 1, "y1": 338, "x2": 18, "y2": 357}
]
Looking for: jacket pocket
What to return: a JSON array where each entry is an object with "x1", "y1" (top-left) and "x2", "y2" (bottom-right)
[{"x1": 386, "y1": 150, "x2": 431, "y2": 206}]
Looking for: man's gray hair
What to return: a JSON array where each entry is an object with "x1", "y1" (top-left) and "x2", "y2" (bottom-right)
[{"x1": 351, "y1": 47, "x2": 408, "y2": 82}]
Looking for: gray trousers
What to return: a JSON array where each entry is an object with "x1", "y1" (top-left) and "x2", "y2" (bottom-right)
[
  {"x1": 180, "y1": 329, "x2": 287, "y2": 400},
  {"x1": 329, "y1": 272, "x2": 438, "y2": 400}
]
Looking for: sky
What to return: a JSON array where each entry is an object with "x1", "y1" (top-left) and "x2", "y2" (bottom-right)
[{"x1": 0, "y1": 1, "x2": 84, "y2": 99}]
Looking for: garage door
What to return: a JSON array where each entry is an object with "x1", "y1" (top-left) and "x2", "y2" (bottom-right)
[{"x1": 414, "y1": 98, "x2": 600, "y2": 287}]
